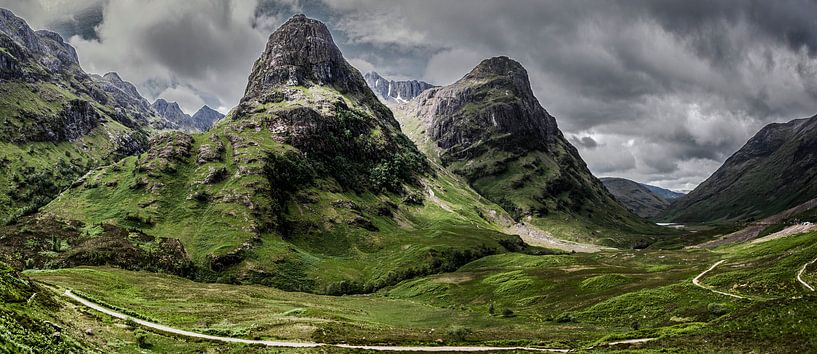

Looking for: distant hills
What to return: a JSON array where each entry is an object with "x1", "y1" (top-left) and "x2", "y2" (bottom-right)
[
  {"x1": 601, "y1": 177, "x2": 683, "y2": 219},
  {"x1": 663, "y1": 114, "x2": 817, "y2": 222}
]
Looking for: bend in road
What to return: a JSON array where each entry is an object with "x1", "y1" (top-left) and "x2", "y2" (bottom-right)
[
  {"x1": 692, "y1": 260, "x2": 746, "y2": 299},
  {"x1": 797, "y1": 258, "x2": 817, "y2": 291}
]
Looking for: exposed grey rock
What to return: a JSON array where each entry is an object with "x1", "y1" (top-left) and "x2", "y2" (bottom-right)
[
  {"x1": 364, "y1": 71, "x2": 436, "y2": 102},
  {"x1": 91, "y1": 72, "x2": 169, "y2": 129},
  {"x1": 191, "y1": 105, "x2": 224, "y2": 131},
  {"x1": 243, "y1": 14, "x2": 374, "y2": 102},
  {"x1": 404, "y1": 56, "x2": 561, "y2": 161},
  {"x1": 152, "y1": 98, "x2": 195, "y2": 131}
]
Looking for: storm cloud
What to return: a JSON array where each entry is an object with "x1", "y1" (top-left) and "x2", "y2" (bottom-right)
[{"x1": 3, "y1": 0, "x2": 817, "y2": 190}]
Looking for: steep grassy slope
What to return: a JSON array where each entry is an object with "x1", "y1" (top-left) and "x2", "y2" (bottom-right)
[
  {"x1": 0, "y1": 262, "x2": 91, "y2": 352},
  {"x1": 33, "y1": 15, "x2": 542, "y2": 295},
  {"x1": 394, "y1": 57, "x2": 667, "y2": 247},
  {"x1": 0, "y1": 9, "x2": 151, "y2": 224},
  {"x1": 601, "y1": 177, "x2": 676, "y2": 219},
  {"x1": 663, "y1": 115, "x2": 817, "y2": 222}
]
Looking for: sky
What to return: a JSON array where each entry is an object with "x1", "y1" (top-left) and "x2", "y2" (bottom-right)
[{"x1": 3, "y1": 0, "x2": 817, "y2": 191}]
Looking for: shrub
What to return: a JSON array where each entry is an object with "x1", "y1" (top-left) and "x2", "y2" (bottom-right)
[
  {"x1": 446, "y1": 326, "x2": 472, "y2": 341},
  {"x1": 134, "y1": 329, "x2": 149, "y2": 348},
  {"x1": 501, "y1": 308, "x2": 514, "y2": 317},
  {"x1": 707, "y1": 303, "x2": 729, "y2": 316},
  {"x1": 488, "y1": 303, "x2": 495, "y2": 316}
]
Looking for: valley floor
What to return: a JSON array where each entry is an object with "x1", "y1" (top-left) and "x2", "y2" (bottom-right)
[{"x1": 17, "y1": 229, "x2": 817, "y2": 352}]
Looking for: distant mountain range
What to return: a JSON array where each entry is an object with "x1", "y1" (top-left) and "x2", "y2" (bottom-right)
[
  {"x1": 364, "y1": 71, "x2": 435, "y2": 102},
  {"x1": 601, "y1": 177, "x2": 683, "y2": 219},
  {"x1": 663, "y1": 114, "x2": 817, "y2": 222}
]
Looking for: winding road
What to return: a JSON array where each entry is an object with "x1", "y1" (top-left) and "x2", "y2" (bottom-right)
[
  {"x1": 692, "y1": 260, "x2": 746, "y2": 299},
  {"x1": 63, "y1": 290, "x2": 569, "y2": 352},
  {"x1": 797, "y1": 258, "x2": 817, "y2": 291}
]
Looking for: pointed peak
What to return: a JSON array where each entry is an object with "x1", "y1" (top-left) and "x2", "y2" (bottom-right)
[
  {"x1": 243, "y1": 14, "x2": 371, "y2": 100},
  {"x1": 102, "y1": 72, "x2": 123, "y2": 82},
  {"x1": 463, "y1": 56, "x2": 527, "y2": 81}
]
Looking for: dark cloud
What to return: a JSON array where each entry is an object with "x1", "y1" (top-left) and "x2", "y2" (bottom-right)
[
  {"x1": 2, "y1": 0, "x2": 817, "y2": 190},
  {"x1": 570, "y1": 136, "x2": 599, "y2": 150}
]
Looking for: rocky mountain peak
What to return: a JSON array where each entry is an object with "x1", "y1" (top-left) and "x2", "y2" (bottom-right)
[
  {"x1": 191, "y1": 105, "x2": 224, "y2": 131},
  {"x1": 243, "y1": 14, "x2": 370, "y2": 101},
  {"x1": 0, "y1": 8, "x2": 79, "y2": 71},
  {"x1": 464, "y1": 56, "x2": 527, "y2": 80},
  {"x1": 364, "y1": 71, "x2": 436, "y2": 102},
  {"x1": 102, "y1": 71, "x2": 124, "y2": 83}
]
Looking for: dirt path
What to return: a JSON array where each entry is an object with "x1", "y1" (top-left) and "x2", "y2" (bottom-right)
[
  {"x1": 797, "y1": 258, "x2": 817, "y2": 291},
  {"x1": 63, "y1": 289, "x2": 568, "y2": 352},
  {"x1": 692, "y1": 260, "x2": 746, "y2": 299}
]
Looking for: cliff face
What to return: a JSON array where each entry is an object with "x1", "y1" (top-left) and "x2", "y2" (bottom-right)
[
  {"x1": 663, "y1": 115, "x2": 817, "y2": 222},
  {"x1": 364, "y1": 71, "x2": 436, "y2": 102}
]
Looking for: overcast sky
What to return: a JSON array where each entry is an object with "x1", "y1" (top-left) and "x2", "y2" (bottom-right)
[{"x1": 3, "y1": 0, "x2": 817, "y2": 191}]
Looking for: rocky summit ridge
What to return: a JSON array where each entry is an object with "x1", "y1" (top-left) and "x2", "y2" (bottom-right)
[{"x1": 364, "y1": 71, "x2": 436, "y2": 102}]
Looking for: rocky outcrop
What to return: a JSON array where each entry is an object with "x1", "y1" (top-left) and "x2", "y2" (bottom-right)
[
  {"x1": 0, "y1": 9, "x2": 78, "y2": 74},
  {"x1": 243, "y1": 14, "x2": 376, "y2": 102},
  {"x1": 405, "y1": 56, "x2": 561, "y2": 162},
  {"x1": 364, "y1": 71, "x2": 436, "y2": 102},
  {"x1": 663, "y1": 115, "x2": 817, "y2": 222},
  {"x1": 191, "y1": 105, "x2": 224, "y2": 131}
]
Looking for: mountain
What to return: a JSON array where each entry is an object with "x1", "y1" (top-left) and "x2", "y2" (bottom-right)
[
  {"x1": 643, "y1": 184, "x2": 684, "y2": 201},
  {"x1": 396, "y1": 56, "x2": 663, "y2": 246},
  {"x1": 600, "y1": 177, "x2": 682, "y2": 219},
  {"x1": 663, "y1": 115, "x2": 817, "y2": 222},
  {"x1": 28, "y1": 14, "x2": 534, "y2": 294},
  {"x1": 0, "y1": 8, "x2": 150, "y2": 224},
  {"x1": 191, "y1": 105, "x2": 224, "y2": 131},
  {"x1": 151, "y1": 98, "x2": 196, "y2": 130},
  {"x1": 364, "y1": 71, "x2": 436, "y2": 102},
  {"x1": 91, "y1": 71, "x2": 173, "y2": 129}
]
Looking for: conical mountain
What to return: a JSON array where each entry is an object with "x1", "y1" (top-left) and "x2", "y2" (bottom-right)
[
  {"x1": 31, "y1": 15, "x2": 528, "y2": 294},
  {"x1": 663, "y1": 114, "x2": 817, "y2": 222},
  {"x1": 397, "y1": 56, "x2": 663, "y2": 246},
  {"x1": 191, "y1": 105, "x2": 225, "y2": 131}
]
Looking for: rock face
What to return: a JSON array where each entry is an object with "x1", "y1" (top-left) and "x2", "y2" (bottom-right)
[
  {"x1": 0, "y1": 9, "x2": 78, "y2": 74},
  {"x1": 91, "y1": 72, "x2": 170, "y2": 129},
  {"x1": 601, "y1": 177, "x2": 682, "y2": 219},
  {"x1": 364, "y1": 71, "x2": 435, "y2": 102},
  {"x1": 152, "y1": 98, "x2": 195, "y2": 130},
  {"x1": 244, "y1": 14, "x2": 372, "y2": 101},
  {"x1": 663, "y1": 115, "x2": 817, "y2": 222},
  {"x1": 190, "y1": 105, "x2": 224, "y2": 131},
  {"x1": 399, "y1": 56, "x2": 657, "y2": 244}
]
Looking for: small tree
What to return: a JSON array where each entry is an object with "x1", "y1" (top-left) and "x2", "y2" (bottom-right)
[
  {"x1": 134, "y1": 329, "x2": 149, "y2": 348},
  {"x1": 488, "y1": 303, "x2": 495, "y2": 316}
]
